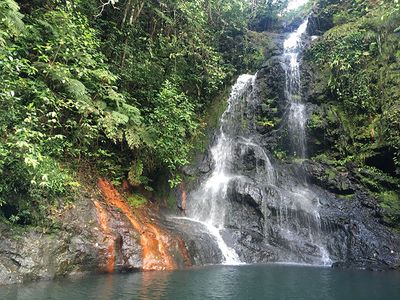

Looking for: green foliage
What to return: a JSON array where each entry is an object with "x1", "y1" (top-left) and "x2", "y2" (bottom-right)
[
  {"x1": 379, "y1": 191, "x2": 400, "y2": 227},
  {"x1": 0, "y1": 0, "x2": 275, "y2": 224},
  {"x1": 0, "y1": 3, "x2": 144, "y2": 225},
  {"x1": 257, "y1": 119, "x2": 275, "y2": 128},
  {"x1": 0, "y1": 0, "x2": 24, "y2": 45},
  {"x1": 306, "y1": 0, "x2": 400, "y2": 173},
  {"x1": 284, "y1": 0, "x2": 313, "y2": 26},
  {"x1": 126, "y1": 193, "x2": 147, "y2": 209},
  {"x1": 241, "y1": 31, "x2": 274, "y2": 72},
  {"x1": 148, "y1": 80, "x2": 199, "y2": 174},
  {"x1": 168, "y1": 175, "x2": 184, "y2": 189},
  {"x1": 128, "y1": 160, "x2": 145, "y2": 186},
  {"x1": 273, "y1": 149, "x2": 288, "y2": 161},
  {"x1": 249, "y1": 0, "x2": 289, "y2": 31},
  {"x1": 87, "y1": 0, "x2": 249, "y2": 106},
  {"x1": 305, "y1": 1, "x2": 400, "y2": 226},
  {"x1": 308, "y1": 112, "x2": 324, "y2": 129}
]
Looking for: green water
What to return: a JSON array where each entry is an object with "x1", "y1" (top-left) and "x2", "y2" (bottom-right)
[{"x1": 1, "y1": 264, "x2": 399, "y2": 299}]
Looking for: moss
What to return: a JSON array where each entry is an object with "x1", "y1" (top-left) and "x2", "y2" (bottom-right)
[
  {"x1": 378, "y1": 191, "x2": 400, "y2": 227},
  {"x1": 308, "y1": 112, "x2": 324, "y2": 129},
  {"x1": 338, "y1": 194, "x2": 355, "y2": 200},
  {"x1": 313, "y1": 153, "x2": 339, "y2": 166},
  {"x1": 356, "y1": 166, "x2": 399, "y2": 190},
  {"x1": 166, "y1": 193, "x2": 176, "y2": 210},
  {"x1": 325, "y1": 169, "x2": 337, "y2": 180},
  {"x1": 257, "y1": 119, "x2": 274, "y2": 128},
  {"x1": 305, "y1": 1, "x2": 400, "y2": 202},
  {"x1": 204, "y1": 87, "x2": 230, "y2": 130},
  {"x1": 128, "y1": 160, "x2": 144, "y2": 186},
  {"x1": 126, "y1": 194, "x2": 147, "y2": 208},
  {"x1": 188, "y1": 85, "x2": 230, "y2": 158},
  {"x1": 273, "y1": 149, "x2": 287, "y2": 161},
  {"x1": 242, "y1": 31, "x2": 274, "y2": 72}
]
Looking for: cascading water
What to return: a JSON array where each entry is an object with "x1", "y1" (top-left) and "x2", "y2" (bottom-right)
[
  {"x1": 176, "y1": 75, "x2": 260, "y2": 265},
  {"x1": 283, "y1": 20, "x2": 309, "y2": 158},
  {"x1": 171, "y1": 19, "x2": 332, "y2": 267},
  {"x1": 190, "y1": 74, "x2": 260, "y2": 223},
  {"x1": 278, "y1": 18, "x2": 331, "y2": 265}
]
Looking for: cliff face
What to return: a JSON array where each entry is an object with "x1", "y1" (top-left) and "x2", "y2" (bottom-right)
[
  {"x1": 0, "y1": 179, "x2": 219, "y2": 285},
  {"x1": 181, "y1": 51, "x2": 400, "y2": 270},
  {"x1": 261, "y1": 1, "x2": 400, "y2": 268},
  {"x1": 0, "y1": 188, "x2": 126, "y2": 285},
  {"x1": 303, "y1": 0, "x2": 400, "y2": 229},
  {"x1": 180, "y1": 1, "x2": 400, "y2": 270}
]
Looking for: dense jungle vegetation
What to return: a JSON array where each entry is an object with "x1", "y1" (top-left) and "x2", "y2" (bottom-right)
[
  {"x1": 304, "y1": 0, "x2": 400, "y2": 227},
  {"x1": 0, "y1": 0, "x2": 399, "y2": 228},
  {"x1": 0, "y1": 0, "x2": 291, "y2": 226}
]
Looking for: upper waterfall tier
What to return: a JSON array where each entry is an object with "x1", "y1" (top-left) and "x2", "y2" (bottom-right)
[{"x1": 283, "y1": 19, "x2": 309, "y2": 158}]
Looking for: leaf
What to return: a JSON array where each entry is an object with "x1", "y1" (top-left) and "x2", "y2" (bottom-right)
[
  {"x1": 125, "y1": 126, "x2": 141, "y2": 149},
  {"x1": 111, "y1": 111, "x2": 129, "y2": 124}
]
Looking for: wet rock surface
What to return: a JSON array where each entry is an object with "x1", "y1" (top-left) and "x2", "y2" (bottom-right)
[
  {"x1": 0, "y1": 195, "x2": 141, "y2": 285},
  {"x1": 179, "y1": 24, "x2": 400, "y2": 271},
  {"x1": 233, "y1": 65, "x2": 399, "y2": 270},
  {"x1": 0, "y1": 182, "x2": 220, "y2": 285},
  {"x1": 0, "y1": 197, "x2": 102, "y2": 285},
  {"x1": 187, "y1": 140, "x2": 400, "y2": 270},
  {"x1": 320, "y1": 192, "x2": 400, "y2": 271},
  {"x1": 162, "y1": 216, "x2": 223, "y2": 266}
]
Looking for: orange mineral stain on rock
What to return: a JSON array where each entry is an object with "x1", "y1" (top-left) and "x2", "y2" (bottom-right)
[
  {"x1": 179, "y1": 182, "x2": 187, "y2": 212},
  {"x1": 145, "y1": 223, "x2": 176, "y2": 270},
  {"x1": 178, "y1": 238, "x2": 192, "y2": 267},
  {"x1": 93, "y1": 200, "x2": 115, "y2": 273},
  {"x1": 97, "y1": 178, "x2": 190, "y2": 271}
]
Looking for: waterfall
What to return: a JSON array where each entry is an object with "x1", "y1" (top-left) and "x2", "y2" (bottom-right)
[
  {"x1": 195, "y1": 74, "x2": 257, "y2": 225},
  {"x1": 172, "y1": 20, "x2": 332, "y2": 267},
  {"x1": 279, "y1": 19, "x2": 332, "y2": 265},
  {"x1": 183, "y1": 74, "x2": 259, "y2": 265},
  {"x1": 283, "y1": 20, "x2": 309, "y2": 158}
]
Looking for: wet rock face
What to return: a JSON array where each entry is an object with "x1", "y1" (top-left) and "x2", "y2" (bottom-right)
[
  {"x1": 257, "y1": 56, "x2": 286, "y2": 112},
  {"x1": 319, "y1": 191, "x2": 400, "y2": 271},
  {"x1": 162, "y1": 217, "x2": 223, "y2": 266},
  {"x1": 306, "y1": 1, "x2": 341, "y2": 36},
  {"x1": 302, "y1": 160, "x2": 356, "y2": 195},
  {"x1": 0, "y1": 181, "x2": 211, "y2": 285},
  {"x1": 0, "y1": 210, "x2": 94, "y2": 284},
  {"x1": 220, "y1": 156, "x2": 400, "y2": 269},
  {"x1": 0, "y1": 196, "x2": 142, "y2": 285},
  {"x1": 180, "y1": 25, "x2": 400, "y2": 270}
]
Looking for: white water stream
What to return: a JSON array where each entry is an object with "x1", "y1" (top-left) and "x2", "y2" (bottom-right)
[
  {"x1": 172, "y1": 20, "x2": 331, "y2": 267},
  {"x1": 182, "y1": 75, "x2": 257, "y2": 264},
  {"x1": 284, "y1": 19, "x2": 309, "y2": 158},
  {"x1": 282, "y1": 19, "x2": 332, "y2": 265}
]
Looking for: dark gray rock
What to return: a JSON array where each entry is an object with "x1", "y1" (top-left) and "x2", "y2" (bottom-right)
[
  {"x1": 0, "y1": 196, "x2": 144, "y2": 285},
  {"x1": 1, "y1": 189, "x2": 219, "y2": 285},
  {"x1": 180, "y1": 21, "x2": 400, "y2": 271},
  {"x1": 162, "y1": 216, "x2": 223, "y2": 266},
  {"x1": 318, "y1": 190, "x2": 400, "y2": 271},
  {"x1": 302, "y1": 159, "x2": 356, "y2": 195},
  {"x1": 307, "y1": 2, "x2": 339, "y2": 36}
]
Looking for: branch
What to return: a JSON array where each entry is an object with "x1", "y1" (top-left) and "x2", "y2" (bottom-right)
[{"x1": 95, "y1": 0, "x2": 120, "y2": 18}]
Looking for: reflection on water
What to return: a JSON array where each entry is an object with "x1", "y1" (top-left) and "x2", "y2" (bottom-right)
[{"x1": 1, "y1": 264, "x2": 400, "y2": 300}]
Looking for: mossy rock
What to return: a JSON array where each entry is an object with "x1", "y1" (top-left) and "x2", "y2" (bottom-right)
[
  {"x1": 378, "y1": 191, "x2": 400, "y2": 228},
  {"x1": 127, "y1": 194, "x2": 147, "y2": 208}
]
